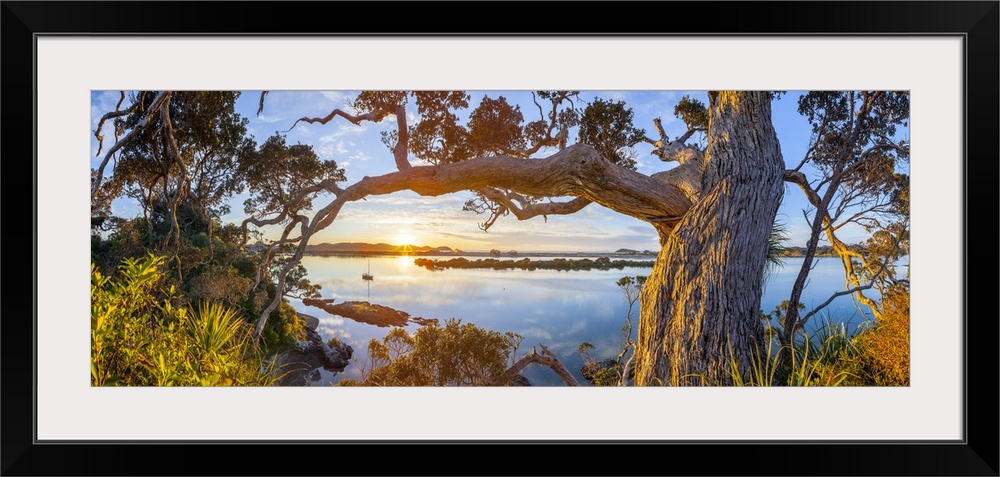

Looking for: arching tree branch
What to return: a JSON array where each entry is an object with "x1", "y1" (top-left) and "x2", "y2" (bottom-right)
[
  {"x1": 250, "y1": 143, "x2": 699, "y2": 337},
  {"x1": 491, "y1": 345, "x2": 579, "y2": 386},
  {"x1": 285, "y1": 108, "x2": 390, "y2": 132}
]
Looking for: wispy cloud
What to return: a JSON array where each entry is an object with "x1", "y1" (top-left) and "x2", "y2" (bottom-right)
[{"x1": 254, "y1": 113, "x2": 284, "y2": 124}]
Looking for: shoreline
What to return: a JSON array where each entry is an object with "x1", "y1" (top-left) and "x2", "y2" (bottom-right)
[
  {"x1": 302, "y1": 251, "x2": 657, "y2": 258},
  {"x1": 299, "y1": 250, "x2": 837, "y2": 259}
]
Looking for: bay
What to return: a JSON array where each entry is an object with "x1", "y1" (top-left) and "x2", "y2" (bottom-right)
[{"x1": 288, "y1": 255, "x2": 883, "y2": 386}]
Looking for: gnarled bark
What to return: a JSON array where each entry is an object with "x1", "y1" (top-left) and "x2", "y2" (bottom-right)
[{"x1": 634, "y1": 91, "x2": 785, "y2": 386}]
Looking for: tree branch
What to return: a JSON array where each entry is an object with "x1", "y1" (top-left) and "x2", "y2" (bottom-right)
[
  {"x1": 784, "y1": 170, "x2": 823, "y2": 207},
  {"x1": 92, "y1": 91, "x2": 170, "y2": 199},
  {"x1": 257, "y1": 91, "x2": 269, "y2": 117},
  {"x1": 336, "y1": 144, "x2": 691, "y2": 226},
  {"x1": 391, "y1": 104, "x2": 411, "y2": 170},
  {"x1": 479, "y1": 188, "x2": 591, "y2": 225},
  {"x1": 250, "y1": 143, "x2": 696, "y2": 337},
  {"x1": 93, "y1": 91, "x2": 140, "y2": 157},
  {"x1": 285, "y1": 108, "x2": 389, "y2": 133},
  {"x1": 491, "y1": 345, "x2": 579, "y2": 386}
]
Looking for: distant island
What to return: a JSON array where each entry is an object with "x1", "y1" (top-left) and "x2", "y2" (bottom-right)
[
  {"x1": 414, "y1": 256, "x2": 656, "y2": 272},
  {"x1": 305, "y1": 242, "x2": 455, "y2": 255},
  {"x1": 777, "y1": 245, "x2": 844, "y2": 258},
  {"x1": 299, "y1": 242, "x2": 659, "y2": 258}
]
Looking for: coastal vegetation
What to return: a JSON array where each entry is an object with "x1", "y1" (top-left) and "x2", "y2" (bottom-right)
[
  {"x1": 91, "y1": 254, "x2": 275, "y2": 386},
  {"x1": 578, "y1": 276, "x2": 910, "y2": 387},
  {"x1": 337, "y1": 318, "x2": 523, "y2": 386},
  {"x1": 413, "y1": 256, "x2": 655, "y2": 272}
]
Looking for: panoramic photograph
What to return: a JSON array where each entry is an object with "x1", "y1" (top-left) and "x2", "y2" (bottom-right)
[{"x1": 90, "y1": 90, "x2": 910, "y2": 387}]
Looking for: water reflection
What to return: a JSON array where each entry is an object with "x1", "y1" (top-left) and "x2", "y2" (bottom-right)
[{"x1": 290, "y1": 255, "x2": 872, "y2": 386}]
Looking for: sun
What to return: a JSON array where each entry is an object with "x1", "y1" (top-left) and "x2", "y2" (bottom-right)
[{"x1": 396, "y1": 233, "x2": 415, "y2": 248}]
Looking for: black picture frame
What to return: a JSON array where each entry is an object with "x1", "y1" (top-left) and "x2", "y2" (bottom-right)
[{"x1": 3, "y1": 2, "x2": 997, "y2": 475}]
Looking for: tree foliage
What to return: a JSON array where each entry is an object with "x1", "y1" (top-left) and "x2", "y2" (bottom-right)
[
  {"x1": 780, "y1": 91, "x2": 910, "y2": 346},
  {"x1": 92, "y1": 91, "x2": 331, "y2": 351},
  {"x1": 341, "y1": 318, "x2": 522, "y2": 386},
  {"x1": 577, "y1": 98, "x2": 645, "y2": 169}
]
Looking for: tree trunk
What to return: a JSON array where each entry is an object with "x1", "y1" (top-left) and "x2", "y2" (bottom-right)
[{"x1": 634, "y1": 91, "x2": 785, "y2": 386}]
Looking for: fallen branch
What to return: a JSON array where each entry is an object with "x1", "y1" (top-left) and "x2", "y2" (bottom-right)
[{"x1": 492, "y1": 344, "x2": 579, "y2": 386}]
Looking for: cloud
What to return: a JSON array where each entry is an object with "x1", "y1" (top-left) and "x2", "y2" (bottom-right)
[
  {"x1": 627, "y1": 225, "x2": 656, "y2": 237},
  {"x1": 254, "y1": 113, "x2": 284, "y2": 124},
  {"x1": 320, "y1": 91, "x2": 359, "y2": 112},
  {"x1": 350, "y1": 151, "x2": 372, "y2": 162},
  {"x1": 91, "y1": 91, "x2": 124, "y2": 127}
]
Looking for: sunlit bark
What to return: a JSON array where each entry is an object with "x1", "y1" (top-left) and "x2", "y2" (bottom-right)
[{"x1": 634, "y1": 91, "x2": 785, "y2": 386}]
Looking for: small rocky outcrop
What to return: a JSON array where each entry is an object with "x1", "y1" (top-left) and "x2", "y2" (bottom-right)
[
  {"x1": 271, "y1": 313, "x2": 354, "y2": 386},
  {"x1": 302, "y1": 298, "x2": 439, "y2": 328}
]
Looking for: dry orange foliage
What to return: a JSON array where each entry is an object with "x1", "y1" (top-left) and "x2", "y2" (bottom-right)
[{"x1": 853, "y1": 287, "x2": 910, "y2": 386}]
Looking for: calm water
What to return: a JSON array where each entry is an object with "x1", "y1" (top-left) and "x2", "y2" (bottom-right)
[{"x1": 289, "y1": 255, "x2": 883, "y2": 386}]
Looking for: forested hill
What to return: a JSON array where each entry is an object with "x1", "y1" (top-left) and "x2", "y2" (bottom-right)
[{"x1": 305, "y1": 242, "x2": 454, "y2": 254}]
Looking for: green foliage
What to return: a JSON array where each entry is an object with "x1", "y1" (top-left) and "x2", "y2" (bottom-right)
[
  {"x1": 343, "y1": 318, "x2": 522, "y2": 386},
  {"x1": 257, "y1": 301, "x2": 307, "y2": 351},
  {"x1": 270, "y1": 256, "x2": 322, "y2": 300},
  {"x1": 673, "y1": 95, "x2": 708, "y2": 130},
  {"x1": 363, "y1": 90, "x2": 580, "y2": 165},
  {"x1": 187, "y1": 264, "x2": 253, "y2": 307},
  {"x1": 796, "y1": 91, "x2": 909, "y2": 210},
  {"x1": 766, "y1": 220, "x2": 789, "y2": 268},
  {"x1": 91, "y1": 254, "x2": 274, "y2": 386},
  {"x1": 92, "y1": 91, "x2": 328, "y2": 350},
  {"x1": 731, "y1": 290, "x2": 909, "y2": 387},
  {"x1": 467, "y1": 96, "x2": 528, "y2": 155},
  {"x1": 581, "y1": 358, "x2": 623, "y2": 386},
  {"x1": 716, "y1": 323, "x2": 856, "y2": 387},
  {"x1": 577, "y1": 98, "x2": 646, "y2": 169},
  {"x1": 239, "y1": 134, "x2": 345, "y2": 218},
  {"x1": 110, "y1": 91, "x2": 255, "y2": 222},
  {"x1": 96, "y1": 92, "x2": 248, "y2": 279}
]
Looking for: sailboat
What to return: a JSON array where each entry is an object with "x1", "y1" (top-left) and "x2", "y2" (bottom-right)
[{"x1": 362, "y1": 258, "x2": 374, "y2": 281}]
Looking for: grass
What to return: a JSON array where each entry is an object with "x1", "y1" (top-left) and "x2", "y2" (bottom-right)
[{"x1": 721, "y1": 301, "x2": 909, "y2": 387}]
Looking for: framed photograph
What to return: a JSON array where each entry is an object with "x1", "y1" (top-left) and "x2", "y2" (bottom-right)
[{"x1": 4, "y1": 2, "x2": 996, "y2": 475}]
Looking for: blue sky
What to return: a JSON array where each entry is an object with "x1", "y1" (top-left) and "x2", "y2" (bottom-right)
[{"x1": 91, "y1": 90, "x2": 876, "y2": 252}]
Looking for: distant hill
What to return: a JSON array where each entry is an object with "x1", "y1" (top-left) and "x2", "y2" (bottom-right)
[
  {"x1": 306, "y1": 242, "x2": 453, "y2": 254},
  {"x1": 299, "y1": 242, "x2": 658, "y2": 257},
  {"x1": 778, "y1": 245, "x2": 851, "y2": 257}
]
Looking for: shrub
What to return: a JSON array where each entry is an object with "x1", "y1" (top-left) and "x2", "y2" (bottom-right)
[
  {"x1": 257, "y1": 301, "x2": 308, "y2": 351},
  {"x1": 850, "y1": 287, "x2": 910, "y2": 386},
  {"x1": 91, "y1": 254, "x2": 275, "y2": 386},
  {"x1": 341, "y1": 318, "x2": 522, "y2": 386}
]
